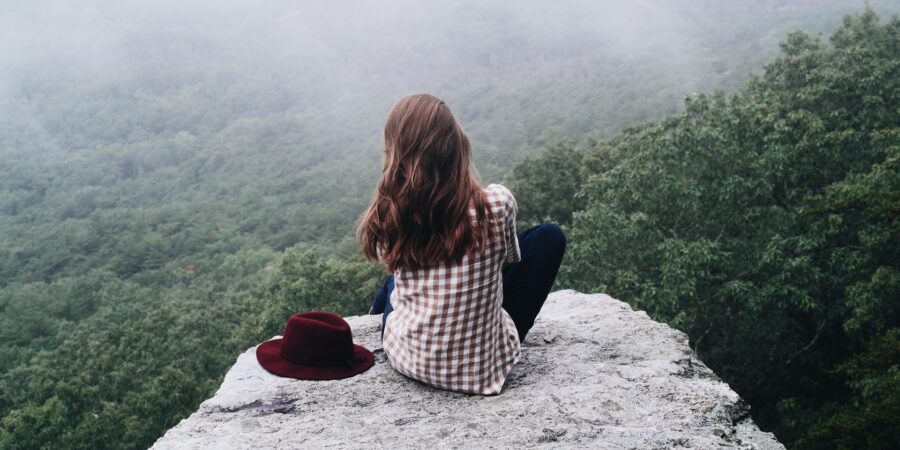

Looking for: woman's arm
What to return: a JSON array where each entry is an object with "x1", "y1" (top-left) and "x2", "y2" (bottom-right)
[{"x1": 501, "y1": 186, "x2": 521, "y2": 271}]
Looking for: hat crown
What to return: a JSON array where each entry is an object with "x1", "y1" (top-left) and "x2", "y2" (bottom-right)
[{"x1": 279, "y1": 312, "x2": 354, "y2": 366}]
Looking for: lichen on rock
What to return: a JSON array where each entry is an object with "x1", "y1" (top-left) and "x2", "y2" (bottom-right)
[{"x1": 152, "y1": 290, "x2": 783, "y2": 449}]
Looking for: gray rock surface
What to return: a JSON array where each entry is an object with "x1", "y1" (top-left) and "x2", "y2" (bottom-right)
[{"x1": 152, "y1": 290, "x2": 783, "y2": 449}]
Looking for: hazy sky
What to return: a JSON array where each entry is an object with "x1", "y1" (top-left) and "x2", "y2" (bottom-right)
[
  {"x1": 2, "y1": 0, "x2": 896, "y2": 177},
  {"x1": 4, "y1": 0, "x2": 889, "y2": 92}
]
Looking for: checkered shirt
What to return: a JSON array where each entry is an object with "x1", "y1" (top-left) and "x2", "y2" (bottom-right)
[{"x1": 381, "y1": 183, "x2": 522, "y2": 395}]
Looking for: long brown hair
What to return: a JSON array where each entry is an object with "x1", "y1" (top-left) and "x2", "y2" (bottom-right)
[{"x1": 356, "y1": 93, "x2": 494, "y2": 272}]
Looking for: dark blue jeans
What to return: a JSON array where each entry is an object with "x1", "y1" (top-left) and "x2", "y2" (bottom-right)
[{"x1": 370, "y1": 222, "x2": 566, "y2": 342}]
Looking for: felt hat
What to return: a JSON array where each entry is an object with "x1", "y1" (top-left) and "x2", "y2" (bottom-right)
[{"x1": 256, "y1": 311, "x2": 375, "y2": 380}]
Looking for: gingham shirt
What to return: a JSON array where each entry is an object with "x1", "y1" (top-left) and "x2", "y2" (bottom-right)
[{"x1": 381, "y1": 183, "x2": 522, "y2": 395}]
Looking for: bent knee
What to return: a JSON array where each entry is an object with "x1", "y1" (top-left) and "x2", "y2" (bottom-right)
[{"x1": 537, "y1": 222, "x2": 567, "y2": 249}]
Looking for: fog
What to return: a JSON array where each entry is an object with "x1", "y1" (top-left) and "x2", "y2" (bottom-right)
[
  {"x1": 0, "y1": 0, "x2": 895, "y2": 240},
  {"x1": 4, "y1": 1, "x2": 892, "y2": 175}
]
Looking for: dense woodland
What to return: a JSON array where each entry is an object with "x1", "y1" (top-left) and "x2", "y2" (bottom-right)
[
  {"x1": 510, "y1": 10, "x2": 899, "y2": 448},
  {"x1": 0, "y1": 1, "x2": 897, "y2": 449}
]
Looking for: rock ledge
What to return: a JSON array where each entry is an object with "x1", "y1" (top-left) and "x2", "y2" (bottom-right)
[{"x1": 152, "y1": 290, "x2": 783, "y2": 449}]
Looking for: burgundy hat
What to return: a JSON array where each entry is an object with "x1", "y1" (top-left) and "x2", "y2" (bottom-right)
[{"x1": 256, "y1": 311, "x2": 375, "y2": 380}]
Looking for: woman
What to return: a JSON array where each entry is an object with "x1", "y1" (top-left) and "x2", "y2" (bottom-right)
[{"x1": 356, "y1": 93, "x2": 566, "y2": 395}]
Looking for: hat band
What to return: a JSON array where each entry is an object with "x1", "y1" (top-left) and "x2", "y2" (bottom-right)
[{"x1": 285, "y1": 352, "x2": 358, "y2": 368}]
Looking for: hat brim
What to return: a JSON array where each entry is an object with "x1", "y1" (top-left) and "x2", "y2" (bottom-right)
[{"x1": 255, "y1": 338, "x2": 375, "y2": 380}]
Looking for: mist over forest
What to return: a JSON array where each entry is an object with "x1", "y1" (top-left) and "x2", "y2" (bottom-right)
[
  {"x1": 1, "y1": 1, "x2": 898, "y2": 449},
  {"x1": 3, "y1": 0, "x2": 893, "y2": 260}
]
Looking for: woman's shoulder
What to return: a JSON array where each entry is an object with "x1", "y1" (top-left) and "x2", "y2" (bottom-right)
[
  {"x1": 483, "y1": 183, "x2": 515, "y2": 204},
  {"x1": 483, "y1": 183, "x2": 516, "y2": 216}
]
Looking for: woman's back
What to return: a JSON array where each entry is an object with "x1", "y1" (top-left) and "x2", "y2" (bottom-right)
[
  {"x1": 360, "y1": 93, "x2": 563, "y2": 395},
  {"x1": 381, "y1": 183, "x2": 521, "y2": 395}
]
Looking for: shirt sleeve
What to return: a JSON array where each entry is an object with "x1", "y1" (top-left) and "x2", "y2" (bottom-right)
[{"x1": 501, "y1": 186, "x2": 521, "y2": 269}]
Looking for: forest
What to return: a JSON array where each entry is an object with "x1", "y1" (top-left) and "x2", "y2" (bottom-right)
[{"x1": 0, "y1": 1, "x2": 897, "y2": 449}]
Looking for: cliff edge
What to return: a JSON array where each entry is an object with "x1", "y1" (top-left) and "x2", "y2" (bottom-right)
[{"x1": 152, "y1": 290, "x2": 783, "y2": 449}]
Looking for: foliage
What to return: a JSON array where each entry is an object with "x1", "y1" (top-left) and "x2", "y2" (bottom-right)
[
  {"x1": 506, "y1": 139, "x2": 591, "y2": 228},
  {"x1": 247, "y1": 246, "x2": 386, "y2": 343},
  {"x1": 511, "y1": 9, "x2": 899, "y2": 448},
  {"x1": 0, "y1": 246, "x2": 383, "y2": 449}
]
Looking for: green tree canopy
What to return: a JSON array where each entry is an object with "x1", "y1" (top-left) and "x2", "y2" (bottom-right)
[{"x1": 509, "y1": 9, "x2": 898, "y2": 448}]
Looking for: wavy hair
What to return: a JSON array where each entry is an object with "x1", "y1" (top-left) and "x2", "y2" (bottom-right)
[{"x1": 356, "y1": 93, "x2": 494, "y2": 272}]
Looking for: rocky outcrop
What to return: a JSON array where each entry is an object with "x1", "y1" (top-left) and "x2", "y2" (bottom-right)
[{"x1": 152, "y1": 290, "x2": 783, "y2": 449}]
